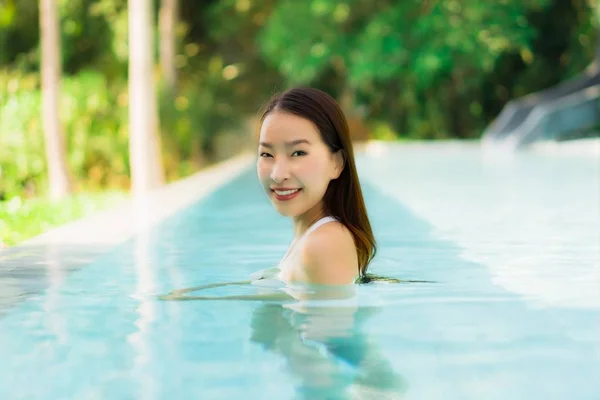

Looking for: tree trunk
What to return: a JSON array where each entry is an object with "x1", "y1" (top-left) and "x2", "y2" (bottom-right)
[
  {"x1": 594, "y1": 34, "x2": 600, "y2": 68},
  {"x1": 128, "y1": 0, "x2": 165, "y2": 195},
  {"x1": 159, "y1": 0, "x2": 178, "y2": 94},
  {"x1": 449, "y1": 70, "x2": 464, "y2": 138},
  {"x1": 39, "y1": 0, "x2": 72, "y2": 200},
  {"x1": 597, "y1": 7, "x2": 600, "y2": 62}
]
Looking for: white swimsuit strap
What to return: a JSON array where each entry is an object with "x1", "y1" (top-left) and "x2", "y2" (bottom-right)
[
  {"x1": 280, "y1": 216, "x2": 338, "y2": 265},
  {"x1": 303, "y1": 216, "x2": 338, "y2": 239}
]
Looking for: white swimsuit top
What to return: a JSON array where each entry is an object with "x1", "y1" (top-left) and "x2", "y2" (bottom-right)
[
  {"x1": 249, "y1": 216, "x2": 339, "y2": 285},
  {"x1": 279, "y1": 216, "x2": 339, "y2": 266}
]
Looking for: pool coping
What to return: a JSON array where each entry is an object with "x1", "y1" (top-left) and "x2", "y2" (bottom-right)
[{"x1": 15, "y1": 151, "x2": 255, "y2": 249}]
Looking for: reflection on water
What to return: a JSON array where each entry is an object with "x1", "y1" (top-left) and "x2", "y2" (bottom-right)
[
  {"x1": 249, "y1": 297, "x2": 407, "y2": 399},
  {"x1": 158, "y1": 274, "x2": 408, "y2": 397}
]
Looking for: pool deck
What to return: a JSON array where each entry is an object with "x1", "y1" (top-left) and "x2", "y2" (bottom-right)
[
  {"x1": 529, "y1": 136, "x2": 600, "y2": 157},
  {"x1": 24, "y1": 151, "x2": 254, "y2": 248}
]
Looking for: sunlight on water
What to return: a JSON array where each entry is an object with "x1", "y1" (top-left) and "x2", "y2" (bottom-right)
[{"x1": 360, "y1": 141, "x2": 600, "y2": 309}]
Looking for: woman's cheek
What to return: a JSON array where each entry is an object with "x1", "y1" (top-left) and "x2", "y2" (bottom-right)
[
  {"x1": 300, "y1": 159, "x2": 321, "y2": 181},
  {"x1": 257, "y1": 161, "x2": 270, "y2": 181}
]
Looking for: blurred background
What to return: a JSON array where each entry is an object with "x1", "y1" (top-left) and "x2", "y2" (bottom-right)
[{"x1": 0, "y1": 0, "x2": 598, "y2": 246}]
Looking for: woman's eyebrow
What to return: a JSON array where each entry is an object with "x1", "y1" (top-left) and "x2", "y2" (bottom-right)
[
  {"x1": 287, "y1": 139, "x2": 311, "y2": 146},
  {"x1": 259, "y1": 139, "x2": 311, "y2": 148}
]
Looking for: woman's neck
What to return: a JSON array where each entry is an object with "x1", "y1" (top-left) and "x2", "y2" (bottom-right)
[{"x1": 292, "y1": 206, "x2": 328, "y2": 238}]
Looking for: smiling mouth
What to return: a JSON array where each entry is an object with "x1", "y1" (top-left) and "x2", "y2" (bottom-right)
[
  {"x1": 273, "y1": 189, "x2": 300, "y2": 196},
  {"x1": 271, "y1": 188, "x2": 302, "y2": 201}
]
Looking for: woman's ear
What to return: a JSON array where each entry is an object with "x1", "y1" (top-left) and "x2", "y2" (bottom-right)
[{"x1": 331, "y1": 150, "x2": 345, "y2": 179}]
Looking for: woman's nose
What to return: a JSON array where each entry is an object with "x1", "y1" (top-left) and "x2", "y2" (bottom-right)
[{"x1": 270, "y1": 158, "x2": 291, "y2": 183}]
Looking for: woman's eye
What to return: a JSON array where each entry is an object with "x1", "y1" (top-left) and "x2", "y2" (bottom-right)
[
  {"x1": 291, "y1": 150, "x2": 307, "y2": 157},
  {"x1": 259, "y1": 152, "x2": 273, "y2": 158}
]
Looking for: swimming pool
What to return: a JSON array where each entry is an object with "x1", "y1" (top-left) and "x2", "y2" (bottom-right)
[{"x1": 1, "y1": 142, "x2": 599, "y2": 399}]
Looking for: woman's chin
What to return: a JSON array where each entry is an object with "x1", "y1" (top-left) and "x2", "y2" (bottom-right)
[
  {"x1": 272, "y1": 203, "x2": 300, "y2": 218},
  {"x1": 274, "y1": 207, "x2": 297, "y2": 218}
]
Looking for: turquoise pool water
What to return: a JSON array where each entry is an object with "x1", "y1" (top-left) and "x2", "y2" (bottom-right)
[{"x1": 1, "y1": 143, "x2": 599, "y2": 399}]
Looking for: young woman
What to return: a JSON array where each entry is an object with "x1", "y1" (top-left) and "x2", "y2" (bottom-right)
[
  {"x1": 161, "y1": 87, "x2": 379, "y2": 301},
  {"x1": 253, "y1": 87, "x2": 376, "y2": 285}
]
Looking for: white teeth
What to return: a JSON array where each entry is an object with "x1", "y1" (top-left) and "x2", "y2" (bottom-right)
[{"x1": 274, "y1": 189, "x2": 299, "y2": 196}]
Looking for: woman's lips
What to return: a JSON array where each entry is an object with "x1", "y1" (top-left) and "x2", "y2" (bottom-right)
[{"x1": 272, "y1": 188, "x2": 301, "y2": 201}]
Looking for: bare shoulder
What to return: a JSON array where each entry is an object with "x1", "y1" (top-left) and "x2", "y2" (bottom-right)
[{"x1": 298, "y1": 221, "x2": 358, "y2": 285}]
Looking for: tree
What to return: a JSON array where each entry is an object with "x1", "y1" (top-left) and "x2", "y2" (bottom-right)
[
  {"x1": 159, "y1": 0, "x2": 178, "y2": 94},
  {"x1": 39, "y1": 0, "x2": 72, "y2": 200},
  {"x1": 128, "y1": 0, "x2": 164, "y2": 195},
  {"x1": 255, "y1": 0, "x2": 552, "y2": 137}
]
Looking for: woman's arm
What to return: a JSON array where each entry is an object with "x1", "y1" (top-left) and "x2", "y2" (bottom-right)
[
  {"x1": 168, "y1": 280, "x2": 252, "y2": 295},
  {"x1": 158, "y1": 279, "x2": 356, "y2": 302},
  {"x1": 159, "y1": 279, "x2": 253, "y2": 301},
  {"x1": 158, "y1": 273, "x2": 297, "y2": 301},
  {"x1": 159, "y1": 291, "x2": 293, "y2": 301}
]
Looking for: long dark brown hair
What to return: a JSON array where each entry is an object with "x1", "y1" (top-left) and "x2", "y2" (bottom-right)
[{"x1": 259, "y1": 87, "x2": 376, "y2": 278}]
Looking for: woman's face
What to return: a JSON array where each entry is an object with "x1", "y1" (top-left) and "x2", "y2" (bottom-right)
[{"x1": 257, "y1": 111, "x2": 343, "y2": 220}]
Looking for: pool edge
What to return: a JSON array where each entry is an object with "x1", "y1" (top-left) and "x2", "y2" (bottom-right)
[{"x1": 18, "y1": 151, "x2": 255, "y2": 248}]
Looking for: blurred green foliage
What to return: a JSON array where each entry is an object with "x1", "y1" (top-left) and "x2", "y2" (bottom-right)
[
  {"x1": 0, "y1": 190, "x2": 126, "y2": 246},
  {"x1": 0, "y1": 0, "x2": 598, "y2": 244},
  {"x1": 256, "y1": 0, "x2": 597, "y2": 138},
  {"x1": 0, "y1": 69, "x2": 130, "y2": 198}
]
